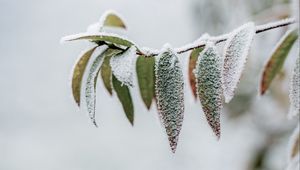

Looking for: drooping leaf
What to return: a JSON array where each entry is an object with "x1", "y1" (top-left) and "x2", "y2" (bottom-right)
[
  {"x1": 61, "y1": 32, "x2": 136, "y2": 48},
  {"x1": 260, "y1": 29, "x2": 298, "y2": 95},
  {"x1": 136, "y1": 55, "x2": 155, "y2": 109},
  {"x1": 71, "y1": 46, "x2": 98, "y2": 106},
  {"x1": 189, "y1": 47, "x2": 204, "y2": 99},
  {"x1": 99, "y1": 10, "x2": 126, "y2": 29},
  {"x1": 288, "y1": 125, "x2": 300, "y2": 161},
  {"x1": 155, "y1": 45, "x2": 184, "y2": 153},
  {"x1": 222, "y1": 22, "x2": 255, "y2": 103},
  {"x1": 100, "y1": 49, "x2": 123, "y2": 95},
  {"x1": 85, "y1": 46, "x2": 108, "y2": 126},
  {"x1": 195, "y1": 43, "x2": 223, "y2": 139},
  {"x1": 110, "y1": 46, "x2": 136, "y2": 87},
  {"x1": 112, "y1": 75, "x2": 134, "y2": 125},
  {"x1": 289, "y1": 51, "x2": 300, "y2": 118}
]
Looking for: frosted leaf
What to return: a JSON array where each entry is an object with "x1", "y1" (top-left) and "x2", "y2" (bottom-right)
[
  {"x1": 194, "y1": 42, "x2": 223, "y2": 139},
  {"x1": 288, "y1": 124, "x2": 300, "y2": 161},
  {"x1": 110, "y1": 46, "x2": 136, "y2": 87},
  {"x1": 289, "y1": 54, "x2": 300, "y2": 118},
  {"x1": 155, "y1": 44, "x2": 184, "y2": 153},
  {"x1": 99, "y1": 10, "x2": 126, "y2": 29},
  {"x1": 71, "y1": 46, "x2": 98, "y2": 106},
  {"x1": 85, "y1": 46, "x2": 108, "y2": 126},
  {"x1": 286, "y1": 154, "x2": 300, "y2": 170},
  {"x1": 222, "y1": 22, "x2": 255, "y2": 103}
]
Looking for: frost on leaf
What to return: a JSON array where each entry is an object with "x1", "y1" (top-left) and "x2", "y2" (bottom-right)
[
  {"x1": 71, "y1": 46, "x2": 98, "y2": 106},
  {"x1": 194, "y1": 43, "x2": 223, "y2": 139},
  {"x1": 99, "y1": 10, "x2": 126, "y2": 30},
  {"x1": 110, "y1": 46, "x2": 136, "y2": 87},
  {"x1": 222, "y1": 22, "x2": 255, "y2": 103},
  {"x1": 260, "y1": 29, "x2": 299, "y2": 95},
  {"x1": 288, "y1": 124, "x2": 300, "y2": 161},
  {"x1": 85, "y1": 46, "x2": 108, "y2": 126},
  {"x1": 155, "y1": 44, "x2": 184, "y2": 153},
  {"x1": 289, "y1": 46, "x2": 300, "y2": 118}
]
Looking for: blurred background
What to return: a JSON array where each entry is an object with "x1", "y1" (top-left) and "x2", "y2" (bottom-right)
[{"x1": 0, "y1": 0, "x2": 298, "y2": 169}]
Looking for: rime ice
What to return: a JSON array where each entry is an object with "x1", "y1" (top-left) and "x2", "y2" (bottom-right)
[
  {"x1": 289, "y1": 55, "x2": 300, "y2": 118},
  {"x1": 222, "y1": 22, "x2": 255, "y2": 103},
  {"x1": 85, "y1": 46, "x2": 107, "y2": 126},
  {"x1": 194, "y1": 43, "x2": 223, "y2": 139},
  {"x1": 155, "y1": 45, "x2": 184, "y2": 153},
  {"x1": 110, "y1": 46, "x2": 136, "y2": 87}
]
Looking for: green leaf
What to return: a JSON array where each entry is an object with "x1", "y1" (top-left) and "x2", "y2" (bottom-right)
[
  {"x1": 85, "y1": 47, "x2": 108, "y2": 126},
  {"x1": 195, "y1": 43, "x2": 223, "y2": 139},
  {"x1": 136, "y1": 55, "x2": 155, "y2": 109},
  {"x1": 100, "y1": 49, "x2": 123, "y2": 95},
  {"x1": 112, "y1": 75, "x2": 134, "y2": 125},
  {"x1": 71, "y1": 46, "x2": 98, "y2": 106},
  {"x1": 100, "y1": 10, "x2": 126, "y2": 29},
  {"x1": 155, "y1": 45, "x2": 184, "y2": 153},
  {"x1": 260, "y1": 29, "x2": 298, "y2": 95},
  {"x1": 189, "y1": 47, "x2": 204, "y2": 100},
  {"x1": 62, "y1": 33, "x2": 137, "y2": 49}
]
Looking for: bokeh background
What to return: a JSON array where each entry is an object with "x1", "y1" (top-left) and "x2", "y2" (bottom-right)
[{"x1": 0, "y1": 0, "x2": 298, "y2": 169}]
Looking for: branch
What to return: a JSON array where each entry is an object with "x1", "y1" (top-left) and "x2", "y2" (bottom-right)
[{"x1": 137, "y1": 18, "x2": 296, "y2": 57}]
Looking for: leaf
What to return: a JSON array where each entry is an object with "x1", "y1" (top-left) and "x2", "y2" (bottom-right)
[
  {"x1": 222, "y1": 22, "x2": 255, "y2": 103},
  {"x1": 260, "y1": 29, "x2": 298, "y2": 95},
  {"x1": 99, "y1": 10, "x2": 126, "y2": 29},
  {"x1": 189, "y1": 47, "x2": 204, "y2": 99},
  {"x1": 100, "y1": 49, "x2": 123, "y2": 95},
  {"x1": 288, "y1": 125, "x2": 300, "y2": 161},
  {"x1": 71, "y1": 46, "x2": 98, "y2": 106},
  {"x1": 194, "y1": 43, "x2": 223, "y2": 139},
  {"x1": 155, "y1": 44, "x2": 184, "y2": 153},
  {"x1": 85, "y1": 47, "x2": 108, "y2": 126},
  {"x1": 61, "y1": 32, "x2": 136, "y2": 48},
  {"x1": 112, "y1": 75, "x2": 134, "y2": 125},
  {"x1": 110, "y1": 46, "x2": 136, "y2": 87},
  {"x1": 136, "y1": 55, "x2": 155, "y2": 109},
  {"x1": 289, "y1": 52, "x2": 300, "y2": 118}
]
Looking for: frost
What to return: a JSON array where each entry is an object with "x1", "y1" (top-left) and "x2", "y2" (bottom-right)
[
  {"x1": 86, "y1": 22, "x2": 101, "y2": 33},
  {"x1": 222, "y1": 22, "x2": 255, "y2": 103},
  {"x1": 288, "y1": 124, "x2": 300, "y2": 161},
  {"x1": 155, "y1": 44, "x2": 184, "y2": 153},
  {"x1": 85, "y1": 46, "x2": 108, "y2": 126},
  {"x1": 110, "y1": 46, "x2": 136, "y2": 87},
  {"x1": 194, "y1": 42, "x2": 223, "y2": 139},
  {"x1": 289, "y1": 55, "x2": 300, "y2": 118},
  {"x1": 98, "y1": 9, "x2": 126, "y2": 29}
]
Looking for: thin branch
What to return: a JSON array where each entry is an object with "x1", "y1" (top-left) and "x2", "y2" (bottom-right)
[{"x1": 137, "y1": 18, "x2": 296, "y2": 57}]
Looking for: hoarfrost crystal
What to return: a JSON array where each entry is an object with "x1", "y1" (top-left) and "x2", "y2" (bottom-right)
[
  {"x1": 155, "y1": 44, "x2": 184, "y2": 153},
  {"x1": 194, "y1": 43, "x2": 223, "y2": 139},
  {"x1": 222, "y1": 22, "x2": 255, "y2": 103},
  {"x1": 110, "y1": 46, "x2": 136, "y2": 87},
  {"x1": 289, "y1": 55, "x2": 300, "y2": 118}
]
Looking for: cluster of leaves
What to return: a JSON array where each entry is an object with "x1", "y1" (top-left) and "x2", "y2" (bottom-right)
[{"x1": 62, "y1": 10, "x2": 299, "y2": 154}]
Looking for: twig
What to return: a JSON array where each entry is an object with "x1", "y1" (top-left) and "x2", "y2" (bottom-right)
[{"x1": 137, "y1": 18, "x2": 296, "y2": 57}]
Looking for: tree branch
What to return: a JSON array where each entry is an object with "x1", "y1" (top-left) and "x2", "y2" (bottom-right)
[{"x1": 137, "y1": 18, "x2": 296, "y2": 57}]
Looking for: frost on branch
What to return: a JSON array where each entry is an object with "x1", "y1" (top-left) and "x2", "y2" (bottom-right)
[
  {"x1": 194, "y1": 42, "x2": 223, "y2": 139},
  {"x1": 289, "y1": 54, "x2": 300, "y2": 118},
  {"x1": 222, "y1": 22, "x2": 255, "y2": 103},
  {"x1": 110, "y1": 46, "x2": 136, "y2": 87},
  {"x1": 155, "y1": 44, "x2": 184, "y2": 153},
  {"x1": 85, "y1": 46, "x2": 108, "y2": 126}
]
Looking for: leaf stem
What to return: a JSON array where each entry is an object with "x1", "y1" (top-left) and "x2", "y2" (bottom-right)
[{"x1": 137, "y1": 18, "x2": 296, "y2": 57}]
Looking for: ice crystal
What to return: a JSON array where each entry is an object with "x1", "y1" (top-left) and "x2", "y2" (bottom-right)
[
  {"x1": 289, "y1": 55, "x2": 300, "y2": 118},
  {"x1": 194, "y1": 42, "x2": 223, "y2": 139},
  {"x1": 155, "y1": 44, "x2": 184, "y2": 153},
  {"x1": 85, "y1": 46, "x2": 108, "y2": 126},
  {"x1": 222, "y1": 22, "x2": 255, "y2": 103},
  {"x1": 110, "y1": 46, "x2": 136, "y2": 87}
]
